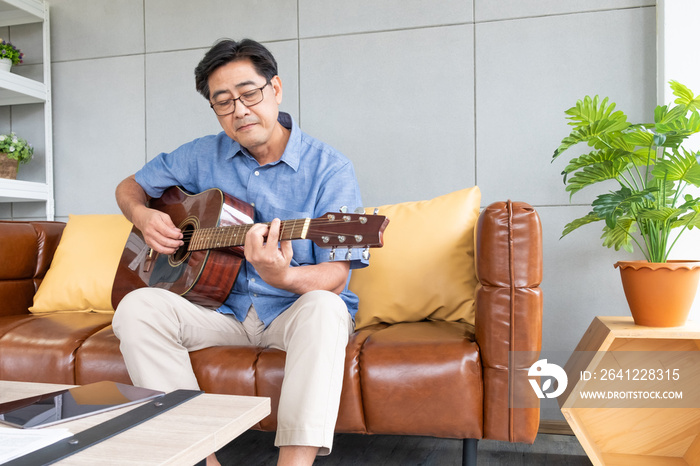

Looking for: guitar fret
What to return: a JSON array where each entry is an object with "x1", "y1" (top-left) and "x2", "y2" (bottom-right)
[
  {"x1": 215, "y1": 225, "x2": 224, "y2": 248},
  {"x1": 227, "y1": 226, "x2": 235, "y2": 245},
  {"x1": 282, "y1": 219, "x2": 293, "y2": 241},
  {"x1": 191, "y1": 229, "x2": 200, "y2": 250}
]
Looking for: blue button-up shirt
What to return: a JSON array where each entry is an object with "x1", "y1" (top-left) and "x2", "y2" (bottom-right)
[{"x1": 135, "y1": 112, "x2": 367, "y2": 326}]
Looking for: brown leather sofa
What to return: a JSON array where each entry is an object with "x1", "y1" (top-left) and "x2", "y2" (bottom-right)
[{"x1": 0, "y1": 201, "x2": 542, "y2": 466}]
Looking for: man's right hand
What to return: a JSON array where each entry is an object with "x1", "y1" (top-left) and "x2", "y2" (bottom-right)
[
  {"x1": 132, "y1": 206, "x2": 184, "y2": 255},
  {"x1": 116, "y1": 175, "x2": 184, "y2": 255}
]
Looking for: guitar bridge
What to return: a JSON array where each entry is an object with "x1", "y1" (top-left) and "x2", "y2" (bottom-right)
[
  {"x1": 128, "y1": 245, "x2": 152, "y2": 272},
  {"x1": 144, "y1": 248, "x2": 156, "y2": 273}
]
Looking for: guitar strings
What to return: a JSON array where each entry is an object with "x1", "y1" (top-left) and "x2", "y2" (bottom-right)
[
  {"x1": 179, "y1": 219, "x2": 369, "y2": 237},
  {"x1": 178, "y1": 219, "x2": 373, "y2": 249}
]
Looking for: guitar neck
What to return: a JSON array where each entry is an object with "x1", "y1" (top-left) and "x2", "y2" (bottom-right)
[{"x1": 188, "y1": 218, "x2": 311, "y2": 251}]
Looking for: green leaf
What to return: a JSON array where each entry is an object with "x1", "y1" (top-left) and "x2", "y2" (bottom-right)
[
  {"x1": 564, "y1": 95, "x2": 626, "y2": 128},
  {"x1": 554, "y1": 120, "x2": 628, "y2": 160},
  {"x1": 670, "y1": 80, "x2": 700, "y2": 112},
  {"x1": 561, "y1": 212, "x2": 602, "y2": 238},
  {"x1": 655, "y1": 103, "x2": 687, "y2": 126},
  {"x1": 601, "y1": 217, "x2": 636, "y2": 252},
  {"x1": 553, "y1": 97, "x2": 630, "y2": 160},
  {"x1": 679, "y1": 194, "x2": 700, "y2": 210},
  {"x1": 591, "y1": 187, "x2": 656, "y2": 228},
  {"x1": 561, "y1": 148, "x2": 631, "y2": 182},
  {"x1": 621, "y1": 126, "x2": 654, "y2": 147},
  {"x1": 637, "y1": 207, "x2": 681, "y2": 223},
  {"x1": 674, "y1": 210, "x2": 700, "y2": 229},
  {"x1": 629, "y1": 146, "x2": 656, "y2": 166},
  {"x1": 655, "y1": 105, "x2": 700, "y2": 141},
  {"x1": 654, "y1": 133, "x2": 667, "y2": 146},
  {"x1": 652, "y1": 148, "x2": 700, "y2": 186},
  {"x1": 564, "y1": 159, "x2": 631, "y2": 196}
]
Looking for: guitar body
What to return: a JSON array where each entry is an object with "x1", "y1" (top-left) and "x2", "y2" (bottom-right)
[{"x1": 111, "y1": 187, "x2": 254, "y2": 310}]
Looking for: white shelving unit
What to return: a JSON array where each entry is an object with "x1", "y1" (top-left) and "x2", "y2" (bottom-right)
[{"x1": 0, "y1": 0, "x2": 53, "y2": 219}]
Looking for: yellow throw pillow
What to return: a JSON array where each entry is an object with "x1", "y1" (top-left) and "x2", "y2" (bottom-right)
[
  {"x1": 30, "y1": 214, "x2": 133, "y2": 313},
  {"x1": 350, "y1": 187, "x2": 481, "y2": 330}
]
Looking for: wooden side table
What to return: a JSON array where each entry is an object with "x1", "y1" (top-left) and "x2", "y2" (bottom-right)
[{"x1": 559, "y1": 316, "x2": 700, "y2": 466}]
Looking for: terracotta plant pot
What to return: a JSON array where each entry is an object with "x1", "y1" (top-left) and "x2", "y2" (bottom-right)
[
  {"x1": 0, "y1": 152, "x2": 18, "y2": 179},
  {"x1": 614, "y1": 260, "x2": 700, "y2": 327}
]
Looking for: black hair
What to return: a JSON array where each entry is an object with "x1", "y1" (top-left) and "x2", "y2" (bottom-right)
[{"x1": 194, "y1": 38, "x2": 278, "y2": 100}]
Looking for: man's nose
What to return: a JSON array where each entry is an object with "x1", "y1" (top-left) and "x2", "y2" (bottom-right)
[{"x1": 232, "y1": 99, "x2": 251, "y2": 118}]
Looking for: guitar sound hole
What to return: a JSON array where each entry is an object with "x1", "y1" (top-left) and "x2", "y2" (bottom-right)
[{"x1": 172, "y1": 223, "x2": 195, "y2": 263}]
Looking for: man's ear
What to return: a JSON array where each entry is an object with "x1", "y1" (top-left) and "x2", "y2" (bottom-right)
[{"x1": 271, "y1": 75, "x2": 283, "y2": 105}]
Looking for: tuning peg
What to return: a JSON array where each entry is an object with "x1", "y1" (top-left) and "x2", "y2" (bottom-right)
[
  {"x1": 362, "y1": 248, "x2": 370, "y2": 261},
  {"x1": 339, "y1": 206, "x2": 348, "y2": 213},
  {"x1": 354, "y1": 207, "x2": 365, "y2": 214},
  {"x1": 345, "y1": 248, "x2": 353, "y2": 260},
  {"x1": 329, "y1": 247, "x2": 336, "y2": 261},
  {"x1": 373, "y1": 208, "x2": 379, "y2": 215}
]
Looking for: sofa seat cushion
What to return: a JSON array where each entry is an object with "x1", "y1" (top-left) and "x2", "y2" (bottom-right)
[
  {"x1": 360, "y1": 321, "x2": 483, "y2": 439},
  {"x1": 75, "y1": 325, "x2": 132, "y2": 386},
  {"x1": 0, "y1": 312, "x2": 113, "y2": 384},
  {"x1": 0, "y1": 314, "x2": 37, "y2": 338}
]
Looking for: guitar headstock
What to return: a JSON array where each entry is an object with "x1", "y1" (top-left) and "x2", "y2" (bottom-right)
[{"x1": 306, "y1": 210, "x2": 389, "y2": 257}]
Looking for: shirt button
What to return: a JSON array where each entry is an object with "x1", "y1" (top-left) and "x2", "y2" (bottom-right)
[
  {"x1": 251, "y1": 278, "x2": 256, "y2": 283},
  {"x1": 251, "y1": 202, "x2": 255, "y2": 207},
  {"x1": 253, "y1": 293, "x2": 258, "y2": 297},
  {"x1": 254, "y1": 171, "x2": 260, "y2": 176}
]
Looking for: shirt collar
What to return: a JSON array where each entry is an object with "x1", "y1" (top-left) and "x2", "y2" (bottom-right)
[{"x1": 229, "y1": 112, "x2": 301, "y2": 172}]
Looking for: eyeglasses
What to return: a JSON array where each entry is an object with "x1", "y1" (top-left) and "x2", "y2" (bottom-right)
[{"x1": 210, "y1": 81, "x2": 271, "y2": 116}]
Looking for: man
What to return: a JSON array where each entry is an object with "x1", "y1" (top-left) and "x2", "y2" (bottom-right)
[{"x1": 113, "y1": 38, "x2": 366, "y2": 466}]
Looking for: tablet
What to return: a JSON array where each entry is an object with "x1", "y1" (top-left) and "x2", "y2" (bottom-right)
[{"x1": 0, "y1": 381, "x2": 164, "y2": 428}]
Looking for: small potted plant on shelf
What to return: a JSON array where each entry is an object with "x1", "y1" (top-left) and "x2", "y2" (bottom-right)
[
  {"x1": 553, "y1": 80, "x2": 700, "y2": 327},
  {"x1": 0, "y1": 133, "x2": 34, "y2": 180},
  {"x1": 0, "y1": 38, "x2": 24, "y2": 72}
]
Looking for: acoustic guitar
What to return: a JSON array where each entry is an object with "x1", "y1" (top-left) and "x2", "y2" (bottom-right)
[{"x1": 111, "y1": 186, "x2": 389, "y2": 309}]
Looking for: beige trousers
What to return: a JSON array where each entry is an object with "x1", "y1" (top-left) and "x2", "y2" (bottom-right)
[{"x1": 112, "y1": 288, "x2": 353, "y2": 455}]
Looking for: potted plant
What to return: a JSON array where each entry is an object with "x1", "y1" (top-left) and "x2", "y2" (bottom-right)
[
  {"x1": 553, "y1": 80, "x2": 700, "y2": 327},
  {"x1": 0, "y1": 133, "x2": 34, "y2": 180},
  {"x1": 0, "y1": 39, "x2": 24, "y2": 72}
]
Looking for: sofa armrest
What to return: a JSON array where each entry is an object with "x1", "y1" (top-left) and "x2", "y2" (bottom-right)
[
  {"x1": 474, "y1": 201, "x2": 542, "y2": 443},
  {"x1": 0, "y1": 221, "x2": 65, "y2": 317}
]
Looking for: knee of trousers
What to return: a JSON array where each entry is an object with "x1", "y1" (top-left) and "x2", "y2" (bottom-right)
[
  {"x1": 112, "y1": 288, "x2": 176, "y2": 342},
  {"x1": 295, "y1": 290, "x2": 350, "y2": 326},
  {"x1": 299, "y1": 290, "x2": 348, "y2": 319}
]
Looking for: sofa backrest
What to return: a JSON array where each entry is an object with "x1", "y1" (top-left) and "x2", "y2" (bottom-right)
[{"x1": 0, "y1": 221, "x2": 65, "y2": 317}]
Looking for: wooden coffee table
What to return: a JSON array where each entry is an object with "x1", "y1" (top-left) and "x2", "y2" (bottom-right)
[{"x1": 0, "y1": 380, "x2": 270, "y2": 465}]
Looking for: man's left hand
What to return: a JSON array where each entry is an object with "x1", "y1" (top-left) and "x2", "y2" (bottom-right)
[{"x1": 244, "y1": 218, "x2": 294, "y2": 290}]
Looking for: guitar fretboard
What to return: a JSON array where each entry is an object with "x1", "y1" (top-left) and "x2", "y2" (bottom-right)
[{"x1": 188, "y1": 218, "x2": 312, "y2": 251}]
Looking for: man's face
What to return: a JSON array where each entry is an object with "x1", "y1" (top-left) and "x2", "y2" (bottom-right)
[{"x1": 207, "y1": 59, "x2": 283, "y2": 156}]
